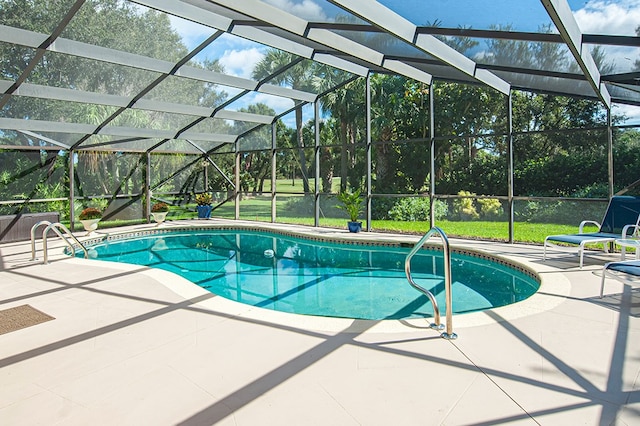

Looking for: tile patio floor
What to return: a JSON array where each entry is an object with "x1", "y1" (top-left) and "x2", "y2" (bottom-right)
[{"x1": 0, "y1": 220, "x2": 638, "y2": 425}]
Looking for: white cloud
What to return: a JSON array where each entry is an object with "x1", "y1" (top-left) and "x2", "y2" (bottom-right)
[
  {"x1": 613, "y1": 103, "x2": 640, "y2": 124},
  {"x1": 226, "y1": 92, "x2": 294, "y2": 117},
  {"x1": 252, "y1": 92, "x2": 295, "y2": 112},
  {"x1": 216, "y1": 33, "x2": 265, "y2": 52},
  {"x1": 168, "y1": 15, "x2": 213, "y2": 47},
  {"x1": 573, "y1": 0, "x2": 640, "y2": 36},
  {"x1": 263, "y1": 0, "x2": 327, "y2": 21},
  {"x1": 219, "y1": 48, "x2": 265, "y2": 79}
]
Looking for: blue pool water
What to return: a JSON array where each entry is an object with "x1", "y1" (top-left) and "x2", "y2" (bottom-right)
[{"x1": 80, "y1": 229, "x2": 539, "y2": 320}]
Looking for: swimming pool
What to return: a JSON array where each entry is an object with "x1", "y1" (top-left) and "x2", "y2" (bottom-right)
[{"x1": 78, "y1": 227, "x2": 540, "y2": 320}]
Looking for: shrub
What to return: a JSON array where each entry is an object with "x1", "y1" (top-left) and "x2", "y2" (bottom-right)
[
  {"x1": 79, "y1": 207, "x2": 102, "y2": 220},
  {"x1": 371, "y1": 197, "x2": 396, "y2": 220},
  {"x1": 151, "y1": 202, "x2": 169, "y2": 212},
  {"x1": 432, "y1": 199, "x2": 449, "y2": 220},
  {"x1": 195, "y1": 192, "x2": 212, "y2": 205},
  {"x1": 452, "y1": 191, "x2": 479, "y2": 220},
  {"x1": 388, "y1": 197, "x2": 448, "y2": 221},
  {"x1": 477, "y1": 198, "x2": 504, "y2": 220}
]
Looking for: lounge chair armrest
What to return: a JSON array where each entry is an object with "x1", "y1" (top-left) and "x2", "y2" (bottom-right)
[
  {"x1": 622, "y1": 224, "x2": 640, "y2": 238},
  {"x1": 578, "y1": 220, "x2": 600, "y2": 233}
]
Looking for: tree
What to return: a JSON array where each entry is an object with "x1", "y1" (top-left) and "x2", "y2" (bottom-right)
[
  {"x1": 252, "y1": 50, "x2": 315, "y2": 193},
  {"x1": 235, "y1": 103, "x2": 278, "y2": 194},
  {"x1": 317, "y1": 77, "x2": 365, "y2": 192},
  {"x1": 0, "y1": 0, "x2": 230, "y2": 214}
]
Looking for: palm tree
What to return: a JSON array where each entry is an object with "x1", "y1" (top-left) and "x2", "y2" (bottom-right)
[
  {"x1": 252, "y1": 50, "x2": 314, "y2": 193},
  {"x1": 316, "y1": 76, "x2": 364, "y2": 192}
]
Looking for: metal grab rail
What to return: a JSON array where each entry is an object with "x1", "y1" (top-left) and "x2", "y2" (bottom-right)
[
  {"x1": 404, "y1": 226, "x2": 457, "y2": 340},
  {"x1": 30, "y1": 221, "x2": 88, "y2": 264},
  {"x1": 30, "y1": 220, "x2": 52, "y2": 261}
]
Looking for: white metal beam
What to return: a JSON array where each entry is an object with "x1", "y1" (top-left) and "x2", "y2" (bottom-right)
[
  {"x1": 0, "y1": 117, "x2": 237, "y2": 143},
  {"x1": 540, "y1": 0, "x2": 610, "y2": 107},
  {"x1": 129, "y1": 0, "x2": 232, "y2": 31},
  {"x1": 208, "y1": 0, "x2": 433, "y2": 85},
  {"x1": 0, "y1": 25, "x2": 317, "y2": 103},
  {"x1": 18, "y1": 130, "x2": 71, "y2": 150},
  {"x1": 6, "y1": 82, "x2": 276, "y2": 124},
  {"x1": 0, "y1": 117, "x2": 97, "y2": 134},
  {"x1": 330, "y1": 0, "x2": 510, "y2": 95}
]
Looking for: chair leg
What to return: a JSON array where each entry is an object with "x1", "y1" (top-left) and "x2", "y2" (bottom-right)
[
  {"x1": 600, "y1": 263, "x2": 611, "y2": 298},
  {"x1": 579, "y1": 245, "x2": 584, "y2": 269}
]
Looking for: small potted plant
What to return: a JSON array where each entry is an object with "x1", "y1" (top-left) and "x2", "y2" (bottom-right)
[
  {"x1": 195, "y1": 192, "x2": 213, "y2": 219},
  {"x1": 337, "y1": 189, "x2": 364, "y2": 232},
  {"x1": 78, "y1": 207, "x2": 102, "y2": 235},
  {"x1": 151, "y1": 202, "x2": 169, "y2": 225}
]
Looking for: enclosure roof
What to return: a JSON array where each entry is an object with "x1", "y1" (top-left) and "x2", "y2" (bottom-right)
[{"x1": 1, "y1": 0, "x2": 639, "y2": 153}]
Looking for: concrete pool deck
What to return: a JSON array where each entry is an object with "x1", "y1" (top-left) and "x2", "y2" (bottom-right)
[{"x1": 0, "y1": 220, "x2": 638, "y2": 425}]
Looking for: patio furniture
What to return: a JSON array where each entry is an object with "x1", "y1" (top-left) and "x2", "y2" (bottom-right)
[
  {"x1": 600, "y1": 259, "x2": 640, "y2": 298},
  {"x1": 543, "y1": 196, "x2": 640, "y2": 268},
  {"x1": 613, "y1": 221, "x2": 640, "y2": 260}
]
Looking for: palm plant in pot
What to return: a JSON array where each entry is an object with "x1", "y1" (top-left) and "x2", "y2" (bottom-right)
[
  {"x1": 337, "y1": 189, "x2": 364, "y2": 232},
  {"x1": 195, "y1": 192, "x2": 213, "y2": 219}
]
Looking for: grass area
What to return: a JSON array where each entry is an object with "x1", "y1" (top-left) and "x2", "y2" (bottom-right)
[
  {"x1": 215, "y1": 195, "x2": 595, "y2": 244},
  {"x1": 91, "y1": 212, "x2": 589, "y2": 245},
  {"x1": 271, "y1": 217, "x2": 584, "y2": 245},
  {"x1": 85, "y1": 213, "x2": 600, "y2": 249},
  {"x1": 262, "y1": 177, "x2": 343, "y2": 193},
  {"x1": 88, "y1": 183, "x2": 602, "y2": 246}
]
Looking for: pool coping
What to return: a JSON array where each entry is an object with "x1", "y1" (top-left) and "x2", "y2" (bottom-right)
[{"x1": 63, "y1": 220, "x2": 571, "y2": 333}]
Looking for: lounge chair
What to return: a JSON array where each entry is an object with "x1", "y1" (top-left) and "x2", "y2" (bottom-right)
[
  {"x1": 614, "y1": 222, "x2": 640, "y2": 260},
  {"x1": 600, "y1": 259, "x2": 640, "y2": 298},
  {"x1": 543, "y1": 196, "x2": 640, "y2": 268}
]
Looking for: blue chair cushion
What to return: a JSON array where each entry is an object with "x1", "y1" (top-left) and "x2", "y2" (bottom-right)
[
  {"x1": 546, "y1": 233, "x2": 619, "y2": 245},
  {"x1": 606, "y1": 261, "x2": 640, "y2": 277}
]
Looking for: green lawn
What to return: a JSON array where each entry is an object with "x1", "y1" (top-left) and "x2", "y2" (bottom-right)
[
  {"x1": 196, "y1": 195, "x2": 586, "y2": 244},
  {"x1": 262, "y1": 177, "x2": 342, "y2": 193},
  {"x1": 213, "y1": 193, "x2": 592, "y2": 244},
  {"x1": 273, "y1": 217, "x2": 583, "y2": 244},
  {"x1": 82, "y1": 212, "x2": 596, "y2": 246},
  {"x1": 92, "y1": 183, "x2": 599, "y2": 245}
]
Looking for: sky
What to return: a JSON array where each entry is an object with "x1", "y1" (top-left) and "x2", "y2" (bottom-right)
[
  {"x1": 168, "y1": 0, "x2": 640, "y2": 125},
  {"x1": 569, "y1": 0, "x2": 640, "y2": 123}
]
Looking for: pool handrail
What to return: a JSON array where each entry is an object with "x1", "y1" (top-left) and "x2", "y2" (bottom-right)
[
  {"x1": 30, "y1": 220, "x2": 53, "y2": 261},
  {"x1": 30, "y1": 221, "x2": 88, "y2": 264},
  {"x1": 404, "y1": 226, "x2": 457, "y2": 340}
]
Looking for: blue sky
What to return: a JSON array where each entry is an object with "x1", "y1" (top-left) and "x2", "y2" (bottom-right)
[{"x1": 168, "y1": 0, "x2": 640, "y2": 124}]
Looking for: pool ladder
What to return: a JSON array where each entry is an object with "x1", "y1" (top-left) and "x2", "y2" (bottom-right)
[
  {"x1": 30, "y1": 221, "x2": 88, "y2": 264},
  {"x1": 405, "y1": 226, "x2": 457, "y2": 340}
]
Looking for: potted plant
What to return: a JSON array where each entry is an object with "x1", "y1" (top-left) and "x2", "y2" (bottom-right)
[
  {"x1": 337, "y1": 189, "x2": 364, "y2": 232},
  {"x1": 195, "y1": 192, "x2": 213, "y2": 219},
  {"x1": 78, "y1": 207, "x2": 102, "y2": 235},
  {"x1": 151, "y1": 202, "x2": 169, "y2": 224}
]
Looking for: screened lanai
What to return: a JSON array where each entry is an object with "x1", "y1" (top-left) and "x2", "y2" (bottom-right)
[{"x1": 1, "y1": 0, "x2": 640, "y2": 242}]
